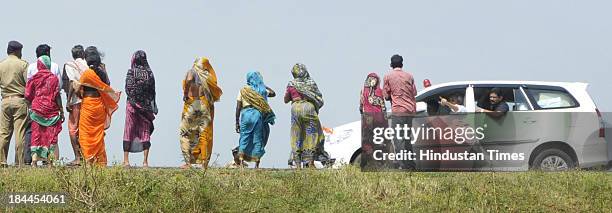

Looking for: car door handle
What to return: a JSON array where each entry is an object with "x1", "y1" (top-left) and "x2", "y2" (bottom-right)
[{"x1": 522, "y1": 120, "x2": 537, "y2": 124}]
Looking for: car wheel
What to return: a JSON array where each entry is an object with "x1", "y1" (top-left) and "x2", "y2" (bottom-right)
[
  {"x1": 351, "y1": 153, "x2": 362, "y2": 166},
  {"x1": 531, "y1": 148, "x2": 575, "y2": 171}
]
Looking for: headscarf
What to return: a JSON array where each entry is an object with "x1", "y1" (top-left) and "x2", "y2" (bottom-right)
[
  {"x1": 39, "y1": 55, "x2": 51, "y2": 70},
  {"x1": 246, "y1": 71, "x2": 267, "y2": 100},
  {"x1": 189, "y1": 57, "x2": 223, "y2": 103},
  {"x1": 287, "y1": 63, "x2": 324, "y2": 110},
  {"x1": 240, "y1": 71, "x2": 275, "y2": 125},
  {"x1": 361, "y1": 73, "x2": 385, "y2": 113},
  {"x1": 125, "y1": 50, "x2": 157, "y2": 114}
]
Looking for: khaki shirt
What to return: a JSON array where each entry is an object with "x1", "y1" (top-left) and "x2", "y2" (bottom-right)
[{"x1": 0, "y1": 55, "x2": 28, "y2": 98}]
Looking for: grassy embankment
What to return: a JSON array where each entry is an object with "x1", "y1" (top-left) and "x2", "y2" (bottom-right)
[{"x1": 0, "y1": 166, "x2": 611, "y2": 212}]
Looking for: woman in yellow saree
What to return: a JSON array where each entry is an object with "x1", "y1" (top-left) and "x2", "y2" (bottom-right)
[
  {"x1": 78, "y1": 50, "x2": 120, "y2": 166},
  {"x1": 179, "y1": 57, "x2": 222, "y2": 169}
]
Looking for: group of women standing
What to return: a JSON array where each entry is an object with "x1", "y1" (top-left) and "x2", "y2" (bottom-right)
[
  {"x1": 178, "y1": 60, "x2": 328, "y2": 169},
  {"x1": 79, "y1": 49, "x2": 156, "y2": 168},
  {"x1": 231, "y1": 63, "x2": 329, "y2": 169},
  {"x1": 25, "y1": 45, "x2": 330, "y2": 169}
]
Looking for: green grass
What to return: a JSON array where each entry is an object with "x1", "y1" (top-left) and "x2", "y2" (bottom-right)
[{"x1": 0, "y1": 166, "x2": 610, "y2": 212}]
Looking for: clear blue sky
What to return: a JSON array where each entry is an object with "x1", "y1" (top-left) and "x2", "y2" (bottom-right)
[{"x1": 1, "y1": 1, "x2": 611, "y2": 167}]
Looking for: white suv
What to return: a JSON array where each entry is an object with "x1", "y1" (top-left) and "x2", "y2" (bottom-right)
[{"x1": 324, "y1": 81, "x2": 610, "y2": 171}]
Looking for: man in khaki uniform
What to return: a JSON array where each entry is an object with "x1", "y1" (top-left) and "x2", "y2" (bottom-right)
[{"x1": 0, "y1": 41, "x2": 28, "y2": 167}]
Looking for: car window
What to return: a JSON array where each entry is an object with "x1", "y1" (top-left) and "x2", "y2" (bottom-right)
[
  {"x1": 474, "y1": 87, "x2": 514, "y2": 111},
  {"x1": 512, "y1": 88, "x2": 531, "y2": 111},
  {"x1": 525, "y1": 88, "x2": 578, "y2": 109},
  {"x1": 472, "y1": 86, "x2": 532, "y2": 111},
  {"x1": 421, "y1": 87, "x2": 466, "y2": 115}
]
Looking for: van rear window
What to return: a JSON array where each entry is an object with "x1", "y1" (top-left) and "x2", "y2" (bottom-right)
[{"x1": 525, "y1": 89, "x2": 578, "y2": 109}]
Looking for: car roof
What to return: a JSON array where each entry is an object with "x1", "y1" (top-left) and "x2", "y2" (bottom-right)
[{"x1": 418, "y1": 80, "x2": 588, "y2": 96}]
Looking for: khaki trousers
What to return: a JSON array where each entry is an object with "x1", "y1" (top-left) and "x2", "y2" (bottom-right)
[{"x1": 0, "y1": 98, "x2": 28, "y2": 166}]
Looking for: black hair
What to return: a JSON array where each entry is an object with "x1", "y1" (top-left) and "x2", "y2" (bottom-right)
[
  {"x1": 84, "y1": 46, "x2": 110, "y2": 84},
  {"x1": 71, "y1": 45, "x2": 85, "y2": 59},
  {"x1": 489, "y1": 88, "x2": 503, "y2": 97},
  {"x1": 35, "y1": 44, "x2": 51, "y2": 58},
  {"x1": 84, "y1": 46, "x2": 98, "y2": 58},
  {"x1": 452, "y1": 94, "x2": 464, "y2": 105},
  {"x1": 86, "y1": 52, "x2": 102, "y2": 70},
  {"x1": 390, "y1": 54, "x2": 403, "y2": 68}
]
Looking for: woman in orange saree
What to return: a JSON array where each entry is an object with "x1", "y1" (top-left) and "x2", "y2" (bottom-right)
[{"x1": 78, "y1": 51, "x2": 120, "y2": 166}]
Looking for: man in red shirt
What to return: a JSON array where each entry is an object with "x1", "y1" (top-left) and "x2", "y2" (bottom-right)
[
  {"x1": 382, "y1": 54, "x2": 417, "y2": 169},
  {"x1": 383, "y1": 54, "x2": 417, "y2": 113}
]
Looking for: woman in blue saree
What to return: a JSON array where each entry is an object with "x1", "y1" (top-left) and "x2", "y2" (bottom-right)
[{"x1": 235, "y1": 71, "x2": 276, "y2": 168}]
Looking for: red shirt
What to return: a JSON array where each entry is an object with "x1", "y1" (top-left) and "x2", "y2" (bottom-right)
[{"x1": 383, "y1": 68, "x2": 417, "y2": 113}]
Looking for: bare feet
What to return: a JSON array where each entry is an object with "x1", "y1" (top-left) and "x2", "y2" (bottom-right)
[
  {"x1": 32, "y1": 154, "x2": 39, "y2": 167},
  {"x1": 123, "y1": 162, "x2": 131, "y2": 168},
  {"x1": 179, "y1": 164, "x2": 192, "y2": 169},
  {"x1": 143, "y1": 162, "x2": 149, "y2": 168}
]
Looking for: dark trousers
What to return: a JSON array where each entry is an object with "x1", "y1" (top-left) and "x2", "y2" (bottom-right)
[
  {"x1": 23, "y1": 123, "x2": 31, "y2": 165},
  {"x1": 391, "y1": 115, "x2": 415, "y2": 169}
]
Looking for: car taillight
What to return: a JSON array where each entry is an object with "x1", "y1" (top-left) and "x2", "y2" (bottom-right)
[{"x1": 596, "y1": 108, "x2": 605, "y2": 138}]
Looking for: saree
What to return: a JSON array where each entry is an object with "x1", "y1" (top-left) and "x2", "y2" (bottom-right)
[
  {"x1": 361, "y1": 73, "x2": 387, "y2": 126},
  {"x1": 288, "y1": 63, "x2": 324, "y2": 111},
  {"x1": 123, "y1": 50, "x2": 156, "y2": 152},
  {"x1": 360, "y1": 73, "x2": 390, "y2": 168},
  {"x1": 79, "y1": 68, "x2": 121, "y2": 166},
  {"x1": 287, "y1": 64, "x2": 325, "y2": 164},
  {"x1": 238, "y1": 71, "x2": 275, "y2": 162},
  {"x1": 24, "y1": 56, "x2": 62, "y2": 160},
  {"x1": 179, "y1": 57, "x2": 222, "y2": 165},
  {"x1": 289, "y1": 100, "x2": 325, "y2": 163}
]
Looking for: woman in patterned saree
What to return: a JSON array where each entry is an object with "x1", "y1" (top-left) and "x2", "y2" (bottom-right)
[
  {"x1": 284, "y1": 63, "x2": 325, "y2": 168},
  {"x1": 123, "y1": 50, "x2": 157, "y2": 167},
  {"x1": 25, "y1": 55, "x2": 64, "y2": 166},
  {"x1": 179, "y1": 57, "x2": 222, "y2": 169}
]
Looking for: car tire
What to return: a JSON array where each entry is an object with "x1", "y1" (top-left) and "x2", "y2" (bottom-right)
[
  {"x1": 531, "y1": 148, "x2": 575, "y2": 171},
  {"x1": 351, "y1": 153, "x2": 362, "y2": 166}
]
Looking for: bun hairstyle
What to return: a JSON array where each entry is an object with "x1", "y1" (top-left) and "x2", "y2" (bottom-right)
[{"x1": 85, "y1": 46, "x2": 102, "y2": 70}]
